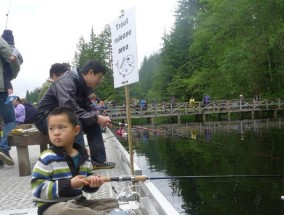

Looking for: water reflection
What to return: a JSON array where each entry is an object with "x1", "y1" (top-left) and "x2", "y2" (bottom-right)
[{"x1": 117, "y1": 118, "x2": 284, "y2": 215}]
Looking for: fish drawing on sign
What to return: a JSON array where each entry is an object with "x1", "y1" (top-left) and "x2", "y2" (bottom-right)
[{"x1": 115, "y1": 55, "x2": 135, "y2": 78}]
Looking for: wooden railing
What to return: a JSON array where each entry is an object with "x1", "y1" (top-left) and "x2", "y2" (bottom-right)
[{"x1": 102, "y1": 99, "x2": 284, "y2": 120}]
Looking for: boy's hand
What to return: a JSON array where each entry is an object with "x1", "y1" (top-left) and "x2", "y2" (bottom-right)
[
  {"x1": 71, "y1": 175, "x2": 89, "y2": 189},
  {"x1": 87, "y1": 175, "x2": 104, "y2": 188}
]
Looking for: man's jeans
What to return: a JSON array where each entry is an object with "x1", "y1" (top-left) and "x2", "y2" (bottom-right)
[
  {"x1": 0, "y1": 92, "x2": 16, "y2": 152},
  {"x1": 84, "y1": 123, "x2": 106, "y2": 162},
  {"x1": 36, "y1": 118, "x2": 106, "y2": 162}
]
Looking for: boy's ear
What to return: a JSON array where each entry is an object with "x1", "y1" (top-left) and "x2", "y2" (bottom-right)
[{"x1": 74, "y1": 125, "x2": 80, "y2": 136}]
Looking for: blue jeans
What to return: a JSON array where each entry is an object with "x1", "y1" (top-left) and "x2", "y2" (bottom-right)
[
  {"x1": 84, "y1": 123, "x2": 106, "y2": 162},
  {"x1": 0, "y1": 92, "x2": 16, "y2": 152},
  {"x1": 36, "y1": 117, "x2": 106, "y2": 162}
]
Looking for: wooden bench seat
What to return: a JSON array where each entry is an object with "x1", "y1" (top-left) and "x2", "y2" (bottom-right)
[{"x1": 8, "y1": 124, "x2": 50, "y2": 176}]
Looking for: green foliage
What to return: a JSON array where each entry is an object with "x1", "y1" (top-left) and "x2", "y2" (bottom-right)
[
  {"x1": 133, "y1": 0, "x2": 284, "y2": 101},
  {"x1": 25, "y1": 88, "x2": 41, "y2": 103}
]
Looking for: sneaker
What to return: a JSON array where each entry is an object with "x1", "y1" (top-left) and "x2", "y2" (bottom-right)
[
  {"x1": 4, "y1": 94, "x2": 18, "y2": 105},
  {"x1": 0, "y1": 150, "x2": 15, "y2": 166},
  {"x1": 0, "y1": 160, "x2": 4, "y2": 168},
  {"x1": 92, "y1": 160, "x2": 115, "y2": 169}
]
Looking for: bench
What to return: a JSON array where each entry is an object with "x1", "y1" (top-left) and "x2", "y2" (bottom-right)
[{"x1": 8, "y1": 124, "x2": 50, "y2": 176}]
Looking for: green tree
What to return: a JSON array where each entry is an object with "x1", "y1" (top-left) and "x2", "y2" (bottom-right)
[
  {"x1": 189, "y1": 0, "x2": 284, "y2": 98},
  {"x1": 73, "y1": 25, "x2": 118, "y2": 101},
  {"x1": 25, "y1": 88, "x2": 41, "y2": 103}
]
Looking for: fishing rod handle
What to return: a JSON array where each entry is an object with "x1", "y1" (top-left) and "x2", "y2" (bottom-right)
[
  {"x1": 86, "y1": 175, "x2": 147, "y2": 182},
  {"x1": 104, "y1": 175, "x2": 147, "y2": 182}
]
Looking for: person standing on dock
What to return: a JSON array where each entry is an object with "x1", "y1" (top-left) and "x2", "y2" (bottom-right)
[
  {"x1": 1, "y1": 30, "x2": 23, "y2": 100},
  {"x1": 34, "y1": 60, "x2": 115, "y2": 169},
  {"x1": 0, "y1": 36, "x2": 20, "y2": 168}
]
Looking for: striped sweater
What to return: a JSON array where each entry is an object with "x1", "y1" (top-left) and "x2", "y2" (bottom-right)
[{"x1": 31, "y1": 143, "x2": 99, "y2": 215}]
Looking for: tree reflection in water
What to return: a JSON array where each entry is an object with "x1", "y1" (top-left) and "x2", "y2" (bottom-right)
[{"x1": 117, "y1": 117, "x2": 284, "y2": 215}]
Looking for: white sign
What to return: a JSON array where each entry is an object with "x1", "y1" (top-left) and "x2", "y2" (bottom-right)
[{"x1": 110, "y1": 7, "x2": 139, "y2": 88}]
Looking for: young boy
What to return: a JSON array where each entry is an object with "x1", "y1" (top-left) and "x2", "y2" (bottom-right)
[
  {"x1": 1, "y1": 29, "x2": 23, "y2": 103},
  {"x1": 31, "y1": 107, "x2": 119, "y2": 215}
]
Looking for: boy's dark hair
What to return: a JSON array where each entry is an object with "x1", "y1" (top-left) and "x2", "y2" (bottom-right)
[
  {"x1": 49, "y1": 63, "x2": 67, "y2": 78},
  {"x1": 47, "y1": 107, "x2": 79, "y2": 127},
  {"x1": 81, "y1": 60, "x2": 107, "y2": 75}
]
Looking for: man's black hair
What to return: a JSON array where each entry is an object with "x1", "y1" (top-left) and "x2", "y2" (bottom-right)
[
  {"x1": 62, "y1": 62, "x2": 71, "y2": 72},
  {"x1": 47, "y1": 107, "x2": 79, "y2": 127},
  {"x1": 49, "y1": 63, "x2": 67, "y2": 78},
  {"x1": 81, "y1": 60, "x2": 107, "y2": 75}
]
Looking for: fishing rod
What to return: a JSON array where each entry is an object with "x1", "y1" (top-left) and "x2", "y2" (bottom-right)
[
  {"x1": 5, "y1": 0, "x2": 12, "y2": 29},
  {"x1": 86, "y1": 174, "x2": 283, "y2": 182},
  {"x1": 110, "y1": 121, "x2": 281, "y2": 160}
]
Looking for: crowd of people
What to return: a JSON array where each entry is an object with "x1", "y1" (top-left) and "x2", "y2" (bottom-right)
[{"x1": 0, "y1": 29, "x2": 139, "y2": 215}]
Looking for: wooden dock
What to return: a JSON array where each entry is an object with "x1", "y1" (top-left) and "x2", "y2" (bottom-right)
[{"x1": 104, "y1": 98, "x2": 284, "y2": 121}]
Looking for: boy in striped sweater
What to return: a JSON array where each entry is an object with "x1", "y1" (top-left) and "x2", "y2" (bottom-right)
[{"x1": 31, "y1": 107, "x2": 119, "y2": 215}]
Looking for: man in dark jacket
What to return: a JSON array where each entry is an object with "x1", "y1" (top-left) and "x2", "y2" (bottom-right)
[{"x1": 34, "y1": 60, "x2": 115, "y2": 169}]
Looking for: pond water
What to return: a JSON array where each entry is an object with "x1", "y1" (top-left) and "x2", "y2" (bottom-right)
[{"x1": 118, "y1": 118, "x2": 284, "y2": 215}]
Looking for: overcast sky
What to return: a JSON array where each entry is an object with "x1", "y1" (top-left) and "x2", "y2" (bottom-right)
[{"x1": 0, "y1": 0, "x2": 177, "y2": 97}]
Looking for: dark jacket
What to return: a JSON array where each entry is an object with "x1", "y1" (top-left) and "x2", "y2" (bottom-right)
[
  {"x1": 23, "y1": 102, "x2": 36, "y2": 124},
  {"x1": 34, "y1": 69, "x2": 98, "y2": 131}
]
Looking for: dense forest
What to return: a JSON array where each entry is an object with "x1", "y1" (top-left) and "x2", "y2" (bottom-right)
[{"x1": 26, "y1": 0, "x2": 284, "y2": 103}]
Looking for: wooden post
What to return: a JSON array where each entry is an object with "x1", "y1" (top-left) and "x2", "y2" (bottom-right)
[
  {"x1": 17, "y1": 146, "x2": 31, "y2": 176},
  {"x1": 125, "y1": 85, "x2": 134, "y2": 175},
  {"x1": 274, "y1": 110, "x2": 278, "y2": 118}
]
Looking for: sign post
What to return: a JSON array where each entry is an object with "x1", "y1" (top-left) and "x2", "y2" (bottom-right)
[{"x1": 110, "y1": 8, "x2": 139, "y2": 175}]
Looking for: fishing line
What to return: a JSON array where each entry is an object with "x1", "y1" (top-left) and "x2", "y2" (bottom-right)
[
  {"x1": 5, "y1": 0, "x2": 12, "y2": 29},
  {"x1": 111, "y1": 121, "x2": 281, "y2": 160}
]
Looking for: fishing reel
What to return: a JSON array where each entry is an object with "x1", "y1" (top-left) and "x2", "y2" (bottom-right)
[
  {"x1": 117, "y1": 184, "x2": 140, "y2": 202},
  {"x1": 117, "y1": 185, "x2": 141, "y2": 211}
]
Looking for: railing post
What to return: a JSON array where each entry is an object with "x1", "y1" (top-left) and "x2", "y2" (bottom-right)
[
  {"x1": 226, "y1": 100, "x2": 229, "y2": 111},
  {"x1": 155, "y1": 103, "x2": 157, "y2": 115}
]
